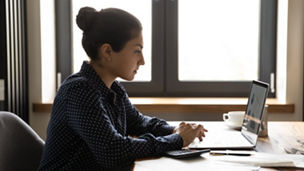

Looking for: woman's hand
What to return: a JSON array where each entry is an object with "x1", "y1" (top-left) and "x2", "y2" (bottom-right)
[{"x1": 173, "y1": 122, "x2": 208, "y2": 147}]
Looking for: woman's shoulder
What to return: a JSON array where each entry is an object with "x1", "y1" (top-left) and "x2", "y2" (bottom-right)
[
  {"x1": 64, "y1": 72, "x2": 89, "y2": 86},
  {"x1": 57, "y1": 73, "x2": 96, "y2": 96}
]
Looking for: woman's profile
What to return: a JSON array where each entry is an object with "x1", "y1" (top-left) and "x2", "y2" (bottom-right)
[{"x1": 38, "y1": 7, "x2": 207, "y2": 170}]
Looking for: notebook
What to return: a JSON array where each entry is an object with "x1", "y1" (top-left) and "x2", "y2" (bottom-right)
[{"x1": 189, "y1": 80, "x2": 269, "y2": 150}]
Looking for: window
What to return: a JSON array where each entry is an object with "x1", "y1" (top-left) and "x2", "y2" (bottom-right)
[{"x1": 56, "y1": 0, "x2": 277, "y2": 97}]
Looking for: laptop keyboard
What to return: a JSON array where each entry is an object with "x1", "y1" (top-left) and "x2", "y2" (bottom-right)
[{"x1": 189, "y1": 131, "x2": 252, "y2": 148}]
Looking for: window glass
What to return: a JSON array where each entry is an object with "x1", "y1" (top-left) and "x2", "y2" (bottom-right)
[{"x1": 178, "y1": 0, "x2": 260, "y2": 81}]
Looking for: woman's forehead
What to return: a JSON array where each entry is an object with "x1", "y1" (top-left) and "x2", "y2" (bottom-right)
[{"x1": 127, "y1": 34, "x2": 143, "y2": 47}]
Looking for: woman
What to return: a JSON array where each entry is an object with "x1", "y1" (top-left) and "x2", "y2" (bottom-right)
[{"x1": 39, "y1": 7, "x2": 207, "y2": 170}]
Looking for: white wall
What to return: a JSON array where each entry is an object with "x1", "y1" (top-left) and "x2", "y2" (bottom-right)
[
  {"x1": 284, "y1": 0, "x2": 304, "y2": 121},
  {"x1": 27, "y1": 0, "x2": 54, "y2": 140},
  {"x1": 27, "y1": 0, "x2": 304, "y2": 140}
]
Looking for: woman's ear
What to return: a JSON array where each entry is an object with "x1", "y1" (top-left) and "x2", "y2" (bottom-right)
[{"x1": 98, "y1": 43, "x2": 113, "y2": 62}]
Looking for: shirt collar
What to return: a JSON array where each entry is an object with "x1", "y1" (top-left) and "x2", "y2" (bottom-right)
[{"x1": 79, "y1": 61, "x2": 126, "y2": 103}]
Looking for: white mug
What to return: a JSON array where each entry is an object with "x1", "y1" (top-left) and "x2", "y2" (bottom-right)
[{"x1": 223, "y1": 111, "x2": 245, "y2": 127}]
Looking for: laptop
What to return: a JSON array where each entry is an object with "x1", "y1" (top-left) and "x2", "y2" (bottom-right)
[{"x1": 189, "y1": 80, "x2": 269, "y2": 150}]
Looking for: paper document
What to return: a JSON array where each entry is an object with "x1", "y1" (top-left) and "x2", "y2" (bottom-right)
[{"x1": 204, "y1": 151, "x2": 304, "y2": 168}]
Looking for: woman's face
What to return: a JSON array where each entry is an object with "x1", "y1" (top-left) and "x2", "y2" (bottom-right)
[{"x1": 109, "y1": 33, "x2": 145, "y2": 81}]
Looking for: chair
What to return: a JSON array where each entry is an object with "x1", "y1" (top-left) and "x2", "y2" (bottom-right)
[{"x1": 0, "y1": 111, "x2": 45, "y2": 171}]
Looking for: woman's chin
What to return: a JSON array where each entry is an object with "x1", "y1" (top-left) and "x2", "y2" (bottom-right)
[
  {"x1": 127, "y1": 76, "x2": 135, "y2": 81},
  {"x1": 120, "y1": 75, "x2": 134, "y2": 81}
]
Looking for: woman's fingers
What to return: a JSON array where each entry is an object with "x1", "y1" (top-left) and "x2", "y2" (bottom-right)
[
  {"x1": 195, "y1": 124, "x2": 207, "y2": 141},
  {"x1": 179, "y1": 122, "x2": 186, "y2": 126}
]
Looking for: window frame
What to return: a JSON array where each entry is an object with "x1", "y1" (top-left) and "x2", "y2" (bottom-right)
[
  {"x1": 55, "y1": 0, "x2": 72, "y2": 85},
  {"x1": 56, "y1": 0, "x2": 277, "y2": 97}
]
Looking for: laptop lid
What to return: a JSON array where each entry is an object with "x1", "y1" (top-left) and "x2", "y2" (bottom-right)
[
  {"x1": 241, "y1": 80, "x2": 269, "y2": 146},
  {"x1": 188, "y1": 80, "x2": 269, "y2": 149}
]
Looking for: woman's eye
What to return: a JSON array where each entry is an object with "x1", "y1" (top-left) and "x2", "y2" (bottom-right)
[{"x1": 135, "y1": 50, "x2": 142, "y2": 54}]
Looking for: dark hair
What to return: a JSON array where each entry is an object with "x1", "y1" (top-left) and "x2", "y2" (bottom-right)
[{"x1": 76, "y1": 7, "x2": 142, "y2": 60}]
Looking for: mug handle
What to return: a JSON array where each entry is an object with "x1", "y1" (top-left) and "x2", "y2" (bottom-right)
[{"x1": 223, "y1": 113, "x2": 229, "y2": 121}]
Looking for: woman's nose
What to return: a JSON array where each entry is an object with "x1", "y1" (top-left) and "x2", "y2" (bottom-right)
[{"x1": 139, "y1": 54, "x2": 145, "y2": 65}]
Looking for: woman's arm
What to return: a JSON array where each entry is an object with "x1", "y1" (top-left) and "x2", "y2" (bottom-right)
[
  {"x1": 66, "y1": 84, "x2": 183, "y2": 168},
  {"x1": 123, "y1": 95, "x2": 176, "y2": 137}
]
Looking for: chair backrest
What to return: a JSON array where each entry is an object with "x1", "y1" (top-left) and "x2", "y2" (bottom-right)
[{"x1": 0, "y1": 111, "x2": 45, "y2": 171}]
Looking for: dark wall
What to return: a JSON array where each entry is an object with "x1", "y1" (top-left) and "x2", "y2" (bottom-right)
[
  {"x1": 0, "y1": 0, "x2": 7, "y2": 111},
  {"x1": 0, "y1": 0, "x2": 29, "y2": 122}
]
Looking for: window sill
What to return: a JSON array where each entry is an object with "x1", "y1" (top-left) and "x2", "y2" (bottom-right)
[{"x1": 33, "y1": 97, "x2": 294, "y2": 114}]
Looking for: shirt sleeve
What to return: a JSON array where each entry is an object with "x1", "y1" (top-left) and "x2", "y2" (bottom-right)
[
  {"x1": 123, "y1": 95, "x2": 176, "y2": 137},
  {"x1": 65, "y1": 83, "x2": 183, "y2": 168}
]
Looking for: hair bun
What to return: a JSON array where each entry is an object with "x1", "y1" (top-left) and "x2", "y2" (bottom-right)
[{"x1": 76, "y1": 7, "x2": 97, "y2": 31}]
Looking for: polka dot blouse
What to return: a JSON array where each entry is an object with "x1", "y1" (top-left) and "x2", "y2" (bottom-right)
[{"x1": 38, "y1": 61, "x2": 183, "y2": 170}]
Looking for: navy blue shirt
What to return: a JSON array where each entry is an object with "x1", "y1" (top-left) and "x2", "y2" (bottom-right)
[{"x1": 38, "y1": 61, "x2": 183, "y2": 170}]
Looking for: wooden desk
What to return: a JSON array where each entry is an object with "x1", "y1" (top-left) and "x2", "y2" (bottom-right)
[{"x1": 134, "y1": 122, "x2": 304, "y2": 171}]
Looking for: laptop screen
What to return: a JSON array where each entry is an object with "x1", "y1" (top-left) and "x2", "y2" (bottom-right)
[{"x1": 241, "y1": 80, "x2": 269, "y2": 145}]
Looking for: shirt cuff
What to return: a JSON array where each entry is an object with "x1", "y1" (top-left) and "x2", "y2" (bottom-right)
[
  {"x1": 172, "y1": 133, "x2": 183, "y2": 148},
  {"x1": 159, "y1": 124, "x2": 175, "y2": 136},
  {"x1": 160, "y1": 133, "x2": 183, "y2": 151}
]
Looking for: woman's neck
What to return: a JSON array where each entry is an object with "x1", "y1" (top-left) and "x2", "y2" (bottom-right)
[{"x1": 89, "y1": 61, "x2": 115, "y2": 89}]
